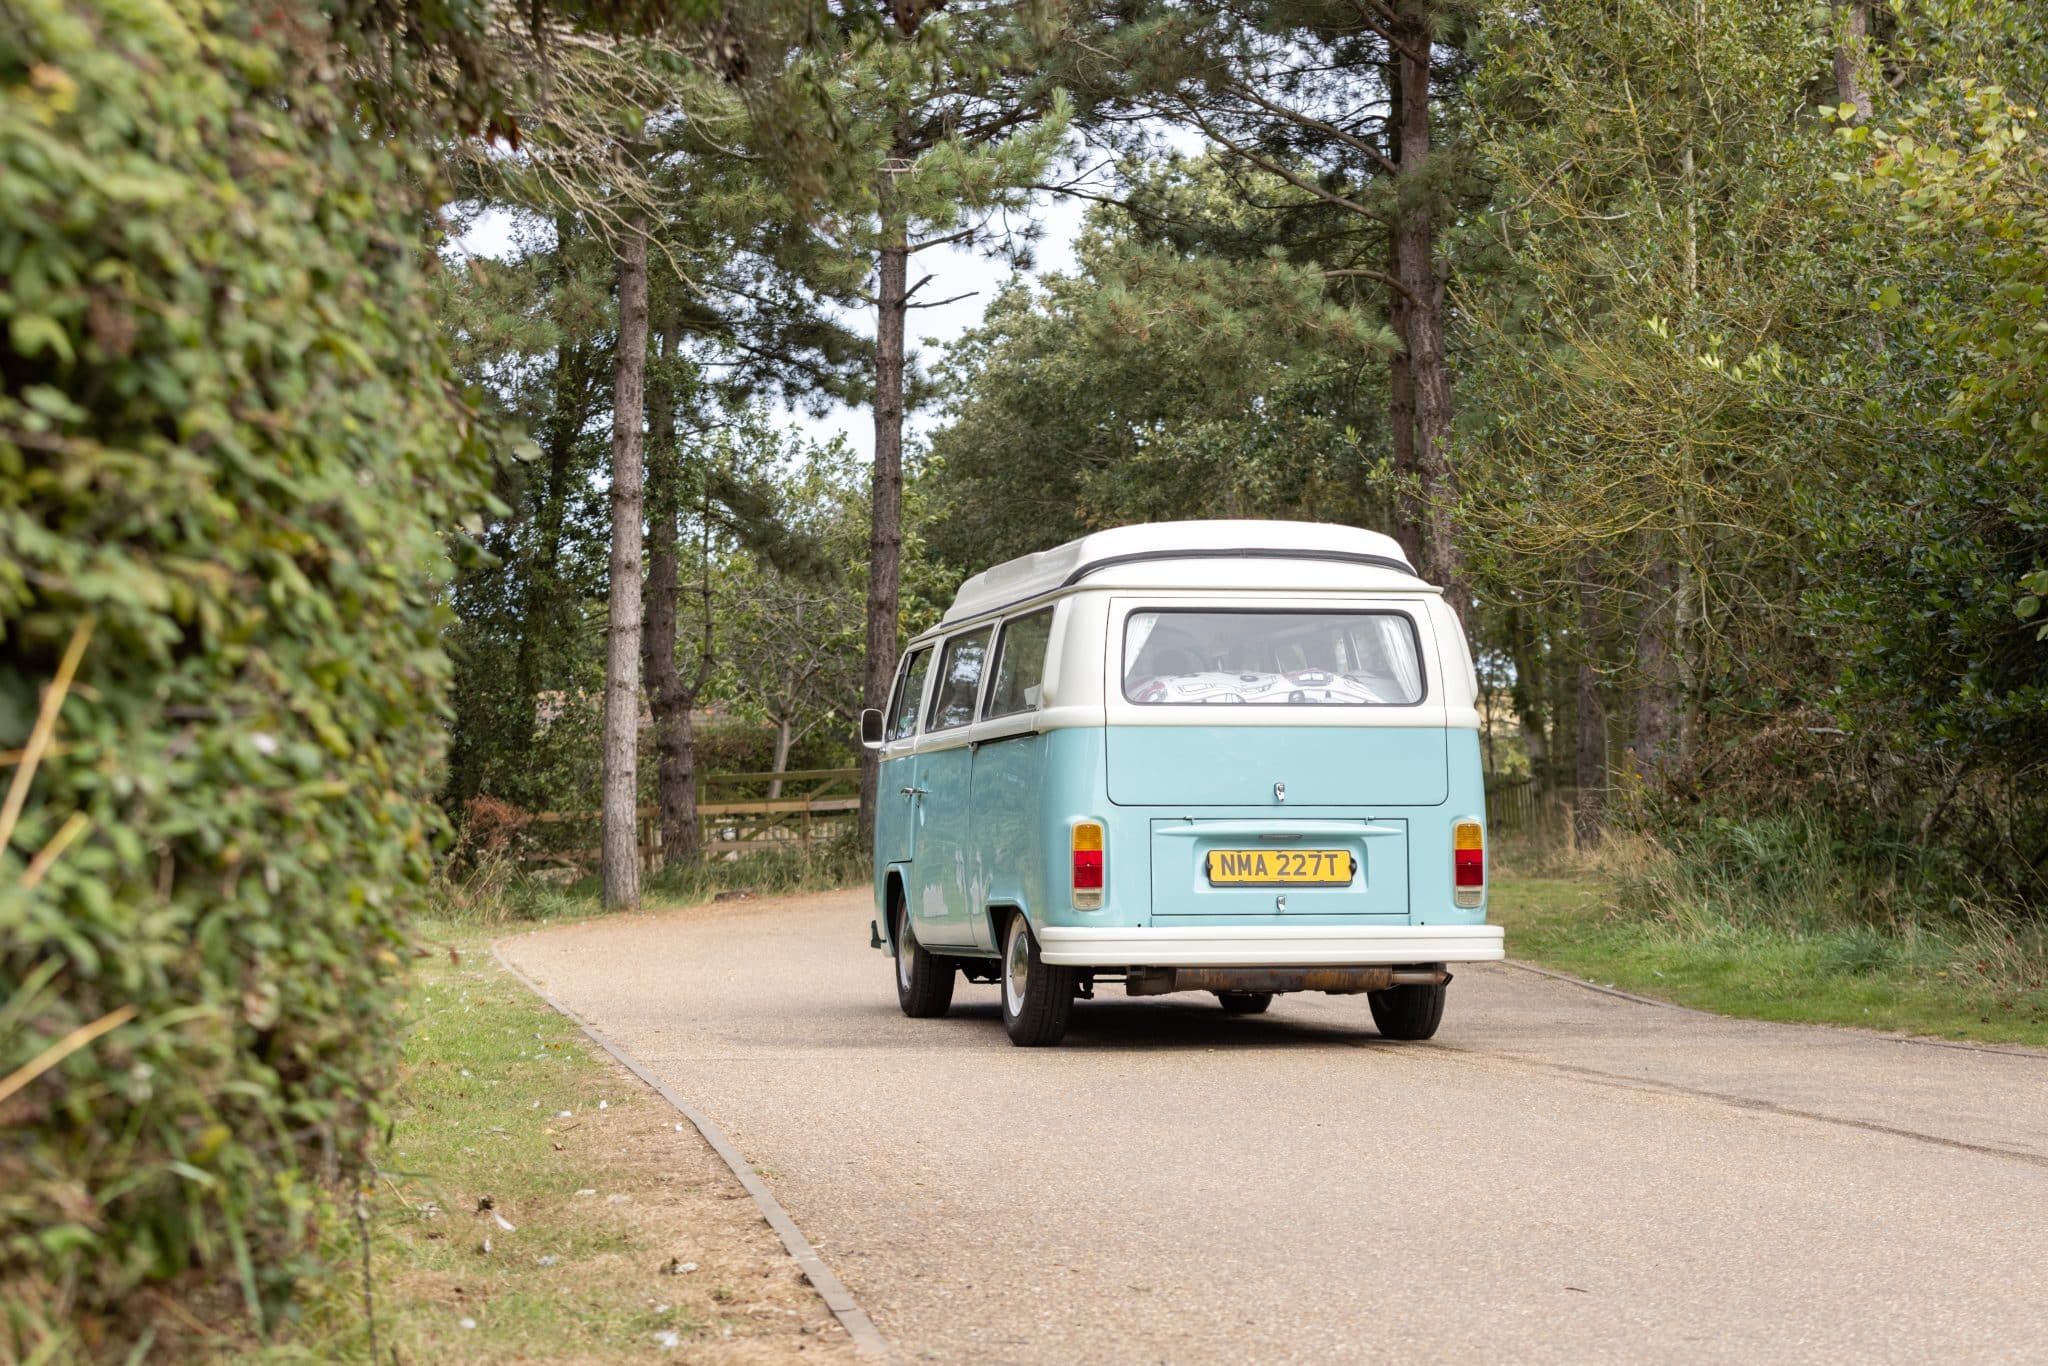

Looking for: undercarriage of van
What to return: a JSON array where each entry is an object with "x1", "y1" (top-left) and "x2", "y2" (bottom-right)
[{"x1": 950, "y1": 960, "x2": 1450, "y2": 995}]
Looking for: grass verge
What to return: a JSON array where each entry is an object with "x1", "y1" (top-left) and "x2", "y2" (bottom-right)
[
  {"x1": 439, "y1": 836, "x2": 869, "y2": 929},
  {"x1": 1490, "y1": 856, "x2": 2048, "y2": 1048},
  {"x1": 269, "y1": 920, "x2": 858, "y2": 1363}
]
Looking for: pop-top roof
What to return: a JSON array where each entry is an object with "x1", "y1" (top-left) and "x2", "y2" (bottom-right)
[{"x1": 940, "y1": 520, "x2": 1419, "y2": 624}]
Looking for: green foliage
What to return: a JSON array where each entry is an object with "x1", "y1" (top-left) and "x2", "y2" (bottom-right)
[
  {"x1": 1456, "y1": 0, "x2": 1840, "y2": 697},
  {"x1": 920, "y1": 0, "x2": 2048, "y2": 916},
  {"x1": 1799, "y1": 78, "x2": 2048, "y2": 832},
  {"x1": 803, "y1": 0, "x2": 1078, "y2": 241},
  {"x1": 435, "y1": 76, "x2": 871, "y2": 821},
  {"x1": 439, "y1": 304, "x2": 871, "y2": 820},
  {"x1": 0, "y1": 0, "x2": 488, "y2": 1350},
  {"x1": 716, "y1": 437, "x2": 869, "y2": 760},
  {"x1": 1445, "y1": 0, "x2": 2048, "y2": 896},
  {"x1": 1855, "y1": 80, "x2": 2048, "y2": 628}
]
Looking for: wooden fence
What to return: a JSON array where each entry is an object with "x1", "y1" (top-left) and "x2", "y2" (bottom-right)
[
  {"x1": 696, "y1": 767, "x2": 860, "y2": 854},
  {"x1": 523, "y1": 767, "x2": 860, "y2": 871},
  {"x1": 1485, "y1": 776, "x2": 1575, "y2": 843}
]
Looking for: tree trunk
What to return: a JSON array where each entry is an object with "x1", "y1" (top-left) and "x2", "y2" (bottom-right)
[
  {"x1": 1552, "y1": 621, "x2": 1576, "y2": 797},
  {"x1": 1387, "y1": 293, "x2": 1421, "y2": 563},
  {"x1": 1384, "y1": 57, "x2": 1424, "y2": 566},
  {"x1": 600, "y1": 225, "x2": 650, "y2": 911},
  {"x1": 641, "y1": 323, "x2": 702, "y2": 868},
  {"x1": 1677, "y1": 535, "x2": 1705, "y2": 768},
  {"x1": 769, "y1": 716, "x2": 794, "y2": 801},
  {"x1": 1392, "y1": 0, "x2": 1468, "y2": 625},
  {"x1": 1505, "y1": 608, "x2": 1550, "y2": 785},
  {"x1": 1573, "y1": 563, "x2": 1610, "y2": 847},
  {"x1": 1635, "y1": 555, "x2": 1680, "y2": 789},
  {"x1": 1833, "y1": 1, "x2": 1872, "y2": 122},
  {"x1": 1384, "y1": 54, "x2": 1417, "y2": 558},
  {"x1": 676, "y1": 516, "x2": 715, "y2": 863},
  {"x1": 859, "y1": 201, "x2": 910, "y2": 839},
  {"x1": 768, "y1": 602, "x2": 802, "y2": 802}
]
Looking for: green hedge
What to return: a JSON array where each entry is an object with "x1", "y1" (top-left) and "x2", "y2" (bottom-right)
[{"x1": 0, "y1": 0, "x2": 487, "y2": 1352}]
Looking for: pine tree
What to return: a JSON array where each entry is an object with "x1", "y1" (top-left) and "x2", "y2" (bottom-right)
[{"x1": 790, "y1": 1, "x2": 1075, "y2": 835}]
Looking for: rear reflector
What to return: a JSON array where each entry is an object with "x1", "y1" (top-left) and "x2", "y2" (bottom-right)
[
  {"x1": 1074, "y1": 851, "x2": 1104, "y2": 888},
  {"x1": 1453, "y1": 819, "x2": 1484, "y2": 908},
  {"x1": 1073, "y1": 821, "x2": 1105, "y2": 908}
]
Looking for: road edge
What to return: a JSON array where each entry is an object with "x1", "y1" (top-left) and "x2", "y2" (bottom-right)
[
  {"x1": 1501, "y1": 957, "x2": 2048, "y2": 1060},
  {"x1": 1498, "y1": 957, "x2": 1708, "y2": 1012},
  {"x1": 491, "y1": 938, "x2": 895, "y2": 1361}
]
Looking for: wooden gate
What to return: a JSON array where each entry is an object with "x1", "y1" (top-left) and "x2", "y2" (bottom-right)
[{"x1": 695, "y1": 768, "x2": 860, "y2": 856}]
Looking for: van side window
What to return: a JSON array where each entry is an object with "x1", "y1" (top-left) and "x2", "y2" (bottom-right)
[
  {"x1": 887, "y1": 647, "x2": 932, "y2": 740},
  {"x1": 982, "y1": 608, "x2": 1055, "y2": 720},
  {"x1": 926, "y1": 627, "x2": 993, "y2": 732}
]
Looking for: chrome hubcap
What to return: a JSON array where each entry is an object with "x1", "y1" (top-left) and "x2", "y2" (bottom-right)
[
  {"x1": 895, "y1": 911, "x2": 913, "y2": 989},
  {"x1": 1004, "y1": 921, "x2": 1030, "y2": 1014}
]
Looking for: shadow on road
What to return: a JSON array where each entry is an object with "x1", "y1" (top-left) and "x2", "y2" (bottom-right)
[{"x1": 934, "y1": 994, "x2": 1394, "y2": 1052}]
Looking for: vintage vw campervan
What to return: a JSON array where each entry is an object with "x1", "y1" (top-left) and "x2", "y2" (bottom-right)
[{"x1": 859, "y1": 520, "x2": 1502, "y2": 1046}]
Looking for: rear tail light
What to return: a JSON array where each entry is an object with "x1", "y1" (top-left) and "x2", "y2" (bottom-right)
[
  {"x1": 1072, "y1": 821, "x2": 1105, "y2": 910},
  {"x1": 1453, "y1": 819, "x2": 1484, "y2": 909}
]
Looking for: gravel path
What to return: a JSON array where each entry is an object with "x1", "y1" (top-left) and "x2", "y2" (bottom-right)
[{"x1": 500, "y1": 890, "x2": 2048, "y2": 1364}]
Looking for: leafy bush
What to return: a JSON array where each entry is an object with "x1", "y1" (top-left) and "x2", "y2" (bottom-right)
[{"x1": 0, "y1": 0, "x2": 486, "y2": 1352}]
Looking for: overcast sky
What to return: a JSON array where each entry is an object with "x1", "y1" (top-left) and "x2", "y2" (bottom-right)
[
  {"x1": 455, "y1": 182, "x2": 1096, "y2": 465},
  {"x1": 786, "y1": 187, "x2": 1093, "y2": 462}
]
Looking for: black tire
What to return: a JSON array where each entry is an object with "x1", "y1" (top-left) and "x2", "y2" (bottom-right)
[
  {"x1": 1216, "y1": 991, "x2": 1274, "y2": 1016},
  {"x1": 1001, "y1": 913, "x2": 1075, "y2": 1047},
  {"x1": 892, "y1": 896, "x2": 954, "y2": 1018},
  {"x1": 1368, "y1": 981, "x2": 1446, "y2": 1041}
]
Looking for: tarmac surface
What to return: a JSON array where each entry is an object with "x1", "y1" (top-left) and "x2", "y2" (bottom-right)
[{"x1": 500, "y1": 889, "x2": 2048, "y2": 1364}]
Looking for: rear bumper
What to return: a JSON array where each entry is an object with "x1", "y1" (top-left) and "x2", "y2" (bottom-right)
[{"x1": 1036, "y1": 923, "x2": 1504, "y2": 969}]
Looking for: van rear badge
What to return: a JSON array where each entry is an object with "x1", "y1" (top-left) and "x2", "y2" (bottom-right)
[{"x1": 1273, "y1": 781, "x2": 1287, "y2": 804}]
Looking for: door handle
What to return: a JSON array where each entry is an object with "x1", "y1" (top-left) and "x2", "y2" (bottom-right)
[{"x1": 899, "y1": 785, "x2": 929, "y2": 796}]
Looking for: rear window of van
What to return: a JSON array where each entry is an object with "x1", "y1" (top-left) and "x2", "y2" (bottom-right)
[{"x1": 1123, "y1": 609, "x2": 1424, "y2": 706}]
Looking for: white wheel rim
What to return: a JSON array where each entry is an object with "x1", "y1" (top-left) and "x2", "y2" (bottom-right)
[
  {"x1": 1003, "y1": 919, "x2": 1030, "y2": 1016},
  {"x1": 896, "y1": 910, "x2": 913, "y2": 990}
]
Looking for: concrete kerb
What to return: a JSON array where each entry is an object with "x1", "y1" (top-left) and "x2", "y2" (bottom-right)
[{"x1": 491, "y1": 939, "x2": 895, "y2": 1360}]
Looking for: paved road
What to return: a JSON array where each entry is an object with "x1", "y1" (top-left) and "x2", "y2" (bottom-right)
[{"x1": 501, "y1": 891, "x2": 2048, "y2": 1364}]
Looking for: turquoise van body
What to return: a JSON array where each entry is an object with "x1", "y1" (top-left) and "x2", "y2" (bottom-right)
[{"x1": 864, "y1": 520, "x2": 1502, "y2": 1046}]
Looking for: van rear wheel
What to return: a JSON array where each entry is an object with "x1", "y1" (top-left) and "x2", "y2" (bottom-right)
[
  {"x1": 1368, "y1": 981, "x2": 1446, "y2": 1041},
  {"x1": 892, "y1": 899, "x2": 954, "y2": 1019},
  {"x1": 1001, "y1": 914, "x2": 1075, "y2": 1047},
  {"x1": 1215, "y1": 991, "x2": 1274, "y2": 1016}
]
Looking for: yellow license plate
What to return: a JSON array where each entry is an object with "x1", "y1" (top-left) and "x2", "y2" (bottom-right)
[{"x1": 1205, "y1": 849, "x2": 1353, "y2": 885}]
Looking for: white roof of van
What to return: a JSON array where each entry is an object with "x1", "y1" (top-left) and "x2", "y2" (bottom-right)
[{"x1": 941, "y1": 519, "x2": 1420, "y2": 624}]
